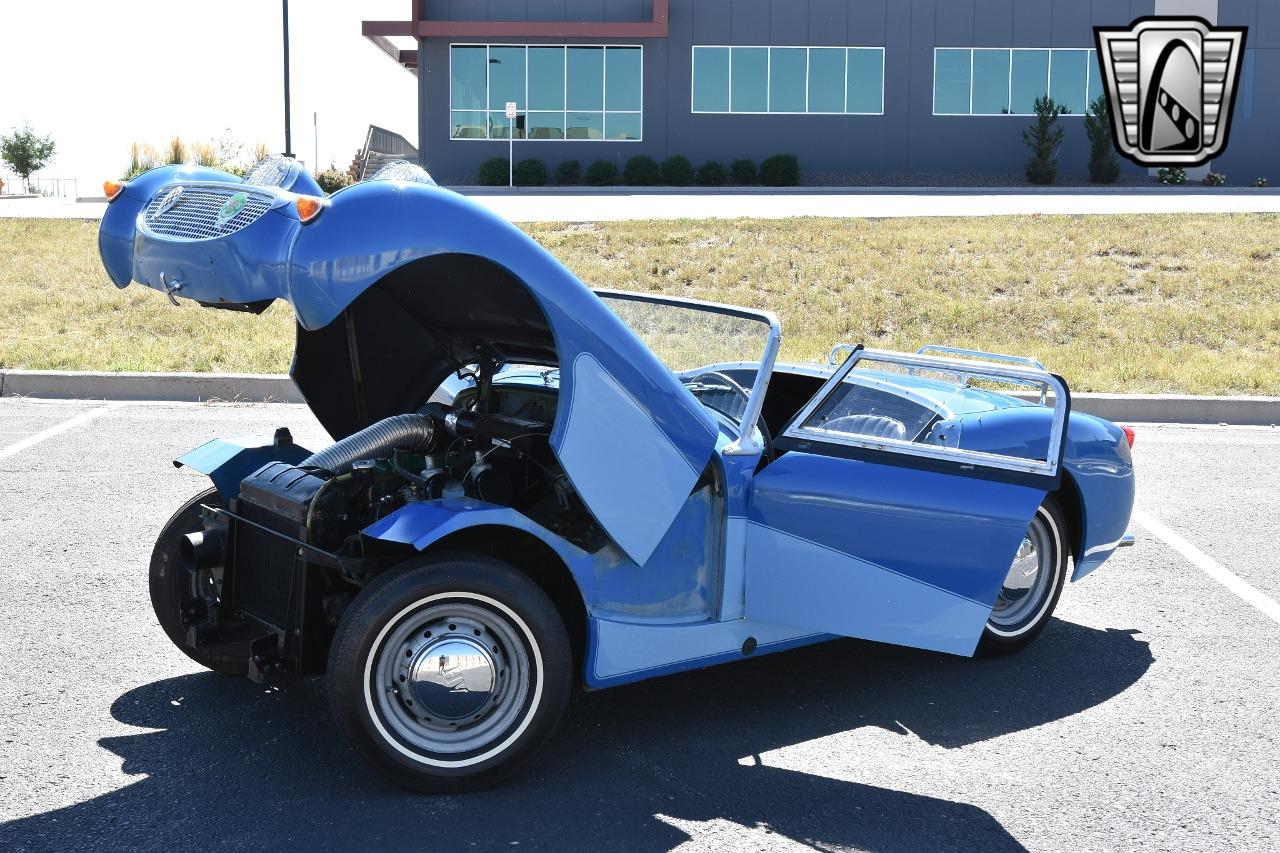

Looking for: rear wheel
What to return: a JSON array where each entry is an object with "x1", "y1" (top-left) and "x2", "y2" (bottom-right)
[
  {"x1": 978, "y1": 497, "x2": 1069, "y2": 655},
  {"x1": 327, "y1": 553, "x2": 572, "y2": 792},
  {"x1": 149, "y1": 488, "x2": 248, "y2": 675}
]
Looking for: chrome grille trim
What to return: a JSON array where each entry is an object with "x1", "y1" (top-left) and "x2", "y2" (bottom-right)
[{"x1": 141, "y1": 186, "x2": 274, "y2": 241}]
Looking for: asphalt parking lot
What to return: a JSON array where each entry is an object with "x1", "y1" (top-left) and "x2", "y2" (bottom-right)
[{"x1": 0, "y1": 398, "x2": 1276, "y2": 853}]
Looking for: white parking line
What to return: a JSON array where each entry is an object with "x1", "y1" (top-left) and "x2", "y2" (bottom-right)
[
  {"x1": 1133, "y1": 508, "x2": 1280, "y2": 627},
  {"x1": 0, "y1": 403, "x2": 126, "y2": 461}
]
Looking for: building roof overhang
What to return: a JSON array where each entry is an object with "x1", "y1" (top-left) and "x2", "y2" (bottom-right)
[{"x1": 363, "y1": 0, "x2": 668, "y2": 70}]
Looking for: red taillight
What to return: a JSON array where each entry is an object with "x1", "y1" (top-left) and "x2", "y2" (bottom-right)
[{"x1": 1121, "y1": 425, "x2": 1135, "y2": 448}]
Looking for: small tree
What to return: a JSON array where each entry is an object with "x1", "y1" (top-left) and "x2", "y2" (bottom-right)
[
  {"x1": 1, "y1": 124, "x2": 56, "y2": 191},
  {"x1": 1084, "y1": 94, "x2": 1120, "y2": 184},
  {"x1": 1023, "y1": 96, "x2": 1067, "y2": 185}
]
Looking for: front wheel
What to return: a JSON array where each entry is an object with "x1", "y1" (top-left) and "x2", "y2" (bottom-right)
[
  {"x1": 977, "y1": 497, "x2": 1070, "y2": 655},
  {"x1": 327, "y1": 553, "x2": 572, "y2": 792}
]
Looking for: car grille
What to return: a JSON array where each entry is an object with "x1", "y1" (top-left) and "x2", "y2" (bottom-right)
[
  {"x1": 231, "y1": 501, "x2": 300, "y2": 631},
  {"x1": 142, "y1": 186, "x2": 273, "y2": 240}
]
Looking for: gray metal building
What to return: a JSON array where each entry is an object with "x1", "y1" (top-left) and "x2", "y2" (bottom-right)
[{"x1": 363, "y1": 1, "x2": 1272, "y2": 185}]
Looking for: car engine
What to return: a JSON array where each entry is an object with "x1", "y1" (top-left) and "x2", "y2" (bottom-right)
[{"x1": 183, "y1": 377, "x2": 593, "y2": 677}]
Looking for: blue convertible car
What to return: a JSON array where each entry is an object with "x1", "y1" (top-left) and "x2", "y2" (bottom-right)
[{"x1": 98, "y1": 157, "x2": 1135, "y2": 791}]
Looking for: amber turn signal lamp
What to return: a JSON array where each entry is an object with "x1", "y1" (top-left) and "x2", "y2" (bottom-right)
[
  {"x1": 295, "y1": 196, "x2": 324, "y2": 223},
  {"x1": 1121, "y1": 425, "x2": 1135, "y2": 448},
  {"x1": 103, "y1": 180, "x2": 126, "y2": 201}
]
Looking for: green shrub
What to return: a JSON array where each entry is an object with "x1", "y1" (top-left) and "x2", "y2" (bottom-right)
[
  {"x1": 478, "y1": 156, "x2": 509, "y2": 186},
  {"x1": 584, "y1": 159, "x2": 618, "y2": 186},
  {"x1": 1023, "y1": 96, "x2": 1068, "y2": 185},
  {"x1": 660, "y1": 155, "x2": 694, "y2": 186},
  {"x1": 555, "y1": 159, "x2": 582, "y2": 185},
  {"x1": 623, "y1": 155, "x2": 660, "y2": 186},
  {"x1": 314, "y1": 168, "x2": 353, "y2": 194},
  {"x1": 514, "y1": 158, "x2": 548, "y2": 186},
  {"x1": 1157, "y1": 167, "x2": 1187, "y2": 185},
  {"x1": 696, "y1": 161, "x2": 728, "y2": 186},
  {"x1": 1203, "y1": 172, "x2": 1226, "y2": 187},
  {"x1": 730, "y1": 158, "x2": 757, "y2": 184},
  {"x1": 1256, "y1": 177, "x2": 1269, "y2": 188},
  {"x1": 1084, "y1": 94, "x2": 1120, "y2": 184},
  {"x1": 759, "y1": 154, "x2": 800, "y2": 186}
]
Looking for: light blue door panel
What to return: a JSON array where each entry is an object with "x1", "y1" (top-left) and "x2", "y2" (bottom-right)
[
  {"x1": 744, "y1": 522, "x2": 992, "y2": 655},
  {"x1": 558, "y1": 353, "x2": 716, "y2": 565},
  {"x1": 745, "y1": 452, "x2": 1045, "y2": 655}
]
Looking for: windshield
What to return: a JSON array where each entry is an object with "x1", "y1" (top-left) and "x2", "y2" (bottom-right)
[{"x1": 597, "y1": 292, "x2": 775, "y2": 374}]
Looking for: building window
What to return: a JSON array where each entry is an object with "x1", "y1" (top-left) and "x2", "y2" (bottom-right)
[
  {"x1": 449, "y1": 44, "x2": 643, "y2": 141},
  {"x1": 933, "y1": 48, "x2": 1103, "y2": 116},
  {"x1": 691, "y1": 46, "x2": 885, "y2": 115}
]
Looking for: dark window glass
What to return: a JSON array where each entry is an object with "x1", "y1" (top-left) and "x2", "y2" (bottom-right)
[
  {"x1": 731, "y1": 47, "x2": 768, "y2": 112},
  {"x1": 605, "y1": 112, "x2": 642, "y2": 141},
  {"x1": 450, "y1": 46, "x2": 487, "y2": 110},
  {"x1": 1087, "y1": 49, "x2": 1104, "y2": 109},
  {"x1": 567, "y1": 47, "x2": 604, "y2": 110},
  {"x1": 846, "y1": 48, "x2": 884, "y2": 113},
  {"x1": 566, "y1": 111, "x2": 604, "y2": 139},
  {"x1": 527, "y1": 47, "x2": 565, "y2": 111},
  {"x1": 693, "y1": 47, "x2": 730, "y2": 112},
  {"x1": 808, "y1": 47, "x2": 846, "y2": 113},
  {"x1": 1011, "y1": 49, "x2": 1049, "y2": 114},
  {"x1": 606, "y1": 47, "x2": 642, "y2": 111},
  {"x1": 489, "y1": 111, "x2": 525, "y2": 139},
  {"x1": 1050, "y1": 49, "x2": 1087, "y2": 114},
  {"x1": 450, "y1": 110, "x2": 488, "y2": 139},
  {"x1": 527, "y1": 111, "x2": 565, "y2": 140},
  {"x1": 972, "y1": 49, "x2": 1010, "y2": 114},
  {"x1": 487, "y1": 46, "x2": 526, "y2": 111},
  {"x1": 934, "y1": 49, "x2": 971, "y2": 114},
  {"x1": 769, "y1": 47, "x2": 807, "y2": 112}
]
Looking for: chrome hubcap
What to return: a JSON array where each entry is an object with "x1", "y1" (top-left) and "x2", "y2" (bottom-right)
[
  {"x1": 372, "y1": 602, "x2": 533, "y2": 756},
  {"x1": 989, "y1": 513, "x2": 1054, "y2": 632},
  {"x1": 403, "y1": 636, "x2": 497, "y2": 721}
]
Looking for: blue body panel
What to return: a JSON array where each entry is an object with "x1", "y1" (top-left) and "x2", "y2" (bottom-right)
[
  {"x1": 744, "y1": 452, "x2": 1045, "y2": 655},
  {"x1": 174, "y1": 436, "x2": 314, "y2": 499}
]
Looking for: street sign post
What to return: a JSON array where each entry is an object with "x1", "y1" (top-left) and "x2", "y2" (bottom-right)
[{"x1": 506, "y1": 101, "x2": 517, "y2": 187}]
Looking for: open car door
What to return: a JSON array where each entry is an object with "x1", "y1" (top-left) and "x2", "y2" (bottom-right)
[{"x1": 743, "y1": 346, "x2": 1070, "y2": 656}]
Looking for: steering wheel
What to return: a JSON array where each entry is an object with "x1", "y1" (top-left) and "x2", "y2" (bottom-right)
[{"x1": 686, "y1": 371, "x2": 774, "y2": 462}]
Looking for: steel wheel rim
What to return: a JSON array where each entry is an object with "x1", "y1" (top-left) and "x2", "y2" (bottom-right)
[
  {"x1": 989, "y1": 512, "x2": 1055, "y2": 633},
  {"x1": 371, "y1": 600, "x2": 534, "y2": 757}
]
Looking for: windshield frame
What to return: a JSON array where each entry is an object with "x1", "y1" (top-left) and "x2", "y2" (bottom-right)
[{"x1": 594, "y1": 289, "x2": 781, "y2": 456}]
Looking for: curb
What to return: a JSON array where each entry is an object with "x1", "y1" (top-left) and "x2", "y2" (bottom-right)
[
  {"x1": 0, "y1": 370, "x2": 305, "y2": 404},
  {"x1": 2, "y1": 369, "x2": 1276, "y2": 425}
]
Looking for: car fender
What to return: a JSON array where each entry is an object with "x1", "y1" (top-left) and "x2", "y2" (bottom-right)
[
  {"x1": 174, "y1": 435, "x2": 314, "y2": 499},
  {"x1": 944, "y1": 406, "x2": 1135, "y2": 578},
  {"x1": 362, "y1": 499, "x2": 597, "y2": 604},
  {"x1": 99, "y1": 165, "x2": 241, "y2": 287}
]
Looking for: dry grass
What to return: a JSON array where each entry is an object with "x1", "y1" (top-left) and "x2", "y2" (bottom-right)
[{"x1": 2, "y1": 214, "x2": 1278, "y2": 394}]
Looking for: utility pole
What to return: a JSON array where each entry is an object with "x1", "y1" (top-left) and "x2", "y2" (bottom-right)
[
  {"x1": 313, "y1": 112, "x2": 319, "y2": 171},
  {"x1": 282, "y1": 0, "x2": 294, "y2": 157}
]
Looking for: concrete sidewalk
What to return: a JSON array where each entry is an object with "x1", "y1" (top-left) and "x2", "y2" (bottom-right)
[{"x1": 4, "y1": 187, "x2": 1280, "y2": 223}]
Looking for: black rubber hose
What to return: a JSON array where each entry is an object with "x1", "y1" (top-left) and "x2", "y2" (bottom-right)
[{"x1": 301, "y1": 414, "x2": 435, "y2": 475}]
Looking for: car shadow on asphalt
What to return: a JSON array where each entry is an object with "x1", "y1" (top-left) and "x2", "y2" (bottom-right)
[{"x1": 0, "y1": 619, "x2": 1151, "y2": 853}]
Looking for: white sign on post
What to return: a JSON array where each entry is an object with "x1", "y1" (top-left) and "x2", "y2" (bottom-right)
[{"x1": 506, "y1": 102, "x2": 517, "y2": 187}]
